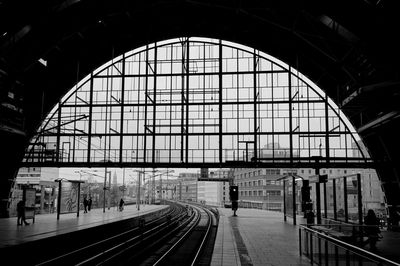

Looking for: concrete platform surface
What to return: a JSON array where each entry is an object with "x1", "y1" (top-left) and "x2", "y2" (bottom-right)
[
  {"x1": 211, "y1": 208, "x2": 309, "y2": 266},
  {"x1": 0, "y1": 204, "x2": 168, "y2": 248}
]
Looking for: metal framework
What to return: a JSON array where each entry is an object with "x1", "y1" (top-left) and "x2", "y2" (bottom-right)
[{"x1": 22, "y1": 37, "x2": 373, "y2": 168}]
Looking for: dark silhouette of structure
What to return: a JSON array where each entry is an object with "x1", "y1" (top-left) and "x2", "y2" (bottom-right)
[{"x1": 1, "y1": 1, "x2": 400, "y2": 222}]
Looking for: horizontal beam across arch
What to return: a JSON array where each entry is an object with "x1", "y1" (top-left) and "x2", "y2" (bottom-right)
[{"x1": 20, "y1": 160, "x2": 378, "y2": 169}]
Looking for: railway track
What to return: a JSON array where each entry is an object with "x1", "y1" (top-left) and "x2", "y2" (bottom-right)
[
  {"x1": 34, "y1": 201, "x2": 219, "y2": 266},
  {"x1": 153, "y1": 204, "x2": 218, "y2": 266}
]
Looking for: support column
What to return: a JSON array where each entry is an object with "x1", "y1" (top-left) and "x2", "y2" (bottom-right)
[
  {"x1": 292, "y1": 176, "x2": 296, "y2": 225},
  {"x1": 357, "y1": 173, "x2": 363, "y2": 225}
]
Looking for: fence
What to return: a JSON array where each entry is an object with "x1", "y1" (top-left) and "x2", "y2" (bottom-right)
[{"x1": 299, "y1": 224, "x2": 400, "y2": 265}]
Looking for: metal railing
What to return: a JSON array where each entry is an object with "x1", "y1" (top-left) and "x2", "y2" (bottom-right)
[{"x1": 299, "y1": 224, "x2": 400, "y2": 265}]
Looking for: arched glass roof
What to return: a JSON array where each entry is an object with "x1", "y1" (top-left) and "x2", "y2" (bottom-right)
[{"x1": 23, "y1": 37, "x2": 371, "y2": 168}]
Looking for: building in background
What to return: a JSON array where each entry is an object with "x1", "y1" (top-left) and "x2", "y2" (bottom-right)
[
  {"x1": 176, "y1": 169, "x2": 230, "y2": 207},
  {"x1": 155, "y1": 178, "x2": 180, "y2": 201},
  {"x1": 233, "y1": 168, "x2": 283, "y2": 211},
  {"x1": 233, "y1": 166, "x2": 385, "y2": 218},
  {"x1": 178, "y1": 173, "x2": 198, "y2": 202}
]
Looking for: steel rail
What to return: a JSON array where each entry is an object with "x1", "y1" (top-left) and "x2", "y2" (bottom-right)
[
  {"x1": 152, "y1": 205, "x2": 203, "y2": 266},
  {"x1": 190, "y1": 206, "x2": 214, "y2": 266},
  {"x1": 35, "y1": 204, "x2": 182, "y2": 266}
]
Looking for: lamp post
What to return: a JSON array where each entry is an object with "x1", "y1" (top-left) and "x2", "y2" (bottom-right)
[{"x1": 131, "y1": 169, "x2": 153, "y2": 210}]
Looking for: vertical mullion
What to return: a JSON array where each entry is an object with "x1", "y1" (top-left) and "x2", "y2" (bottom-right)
[
  {"x1": 56, "y1": 101, "x2": 61, "y2": 163},
  {"x1": 271, "y1": 70, "x2": 275, "y2": 160},
  {"x1": 119, "y1": 54, "x2": 125, "y2": 164},
  {"x1": 288, "y1": 67, "x2": 293, "y2": 163},
  {"x1": 104, "y1": 71, "x2": 109, "y2": 163},
  {"x1": 73, "y1": 90, "x2": 77, "y2": 163},
  {"x1": 253, "y1": 51, "x2": 258, "y2": 163},
  {"x1": 144, "y1": 46, "x2": 149, "y2": 163},
  {"x1": 180, "y1": 41, "x2": 185, "y2": 163},
  {"x1": 185, "y1": 41, "x2": 190, "y2": 163},
  {"x1": 236, "y1": 49, "x2": 240, "y2": 160},
  {"x1": 203, "y1": 43, "x2": 206, "y2": 163},
  {"x1": 169, "y1": 45, "x2": 173, "y2": 164},
  {"x1": 153, "y1": 45, "x2": 158, "y2": 163},
  {"x1": 87, "y1": 73, "x2": 93, "y2": 163},
  {"x1": 219, "y1": 40, "x2": 223, "y2": 164},
  {"x1": 307, "y1": 86, "x2": 311, "y2": 160},
  {"x1": 325, "y1": 92, "x2": 330, "y2": 162},
  {"x1": 136, "y1": 53, "x2": 141, "y2": 162}
]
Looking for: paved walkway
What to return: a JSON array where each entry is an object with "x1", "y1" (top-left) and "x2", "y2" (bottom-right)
[
  {"x1": 211, "y1": 208, "x2": 309, "y2": 266},
  {"x1": 0, "y1": 204, "x2": 167, "y2": 248},
  {"x1": 210, "y1": 207, "x2": 400, "y2": 266}
]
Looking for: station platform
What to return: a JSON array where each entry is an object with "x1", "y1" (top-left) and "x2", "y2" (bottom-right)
[
  {"x1": 211, "y1": 208, "x2": 309, "y2": 266},
  {"x1": 0, "y1": 204, "x2": 168, "y2": 248},
  {"x1": 210, "y1": 208, "x2": 400, "y2": 266}
]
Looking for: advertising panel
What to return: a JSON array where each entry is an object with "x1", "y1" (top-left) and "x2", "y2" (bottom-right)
[{"x1": 60, "y1": 182, "x2": 79, "y2": 214}]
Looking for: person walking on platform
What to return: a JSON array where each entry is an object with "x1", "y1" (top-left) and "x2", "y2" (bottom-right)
[
  {"x1": 83, "y1": 197, "x2": 88, "y2": 213},
  {"x1": 119, "y1": 198, "x2": 124, "y2": 211},
  {"x1": 17, "y1": 200, "x2": 29, "y2": 226},
  {"x1": 364, "y1": 209, "x2": 381, "y2": 250},
  {"x1": 88, "y1": 197, "x2": 92, "y2": 211}
]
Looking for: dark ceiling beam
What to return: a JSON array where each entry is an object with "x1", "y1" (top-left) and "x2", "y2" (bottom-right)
[
  {"x1": 318, "y1": 14, "x2": 359, "y2": 44},
  {"x1": 341, "y1": 81, "x2": 400, "y2": 107},
  {"x1": 357, "y1": 111, "x2": 400, "y2": 134}
]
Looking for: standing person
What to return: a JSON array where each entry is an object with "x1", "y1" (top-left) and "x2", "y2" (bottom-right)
[
  {"x1": 83, "y1": 197, "x2": 88, "y2": 213},
  {"x1": 17, "y1": 200, "x2": 29, "y2": 226},
  {"x1": 88, "y1": 197, "x2": 92, "y2": 211},
  {"x1": 119, "y1": 198, "x2": 124, "y2": 211},
  {"x1": 364, "y1": 209, "x2": 381, "y2": 250}
]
